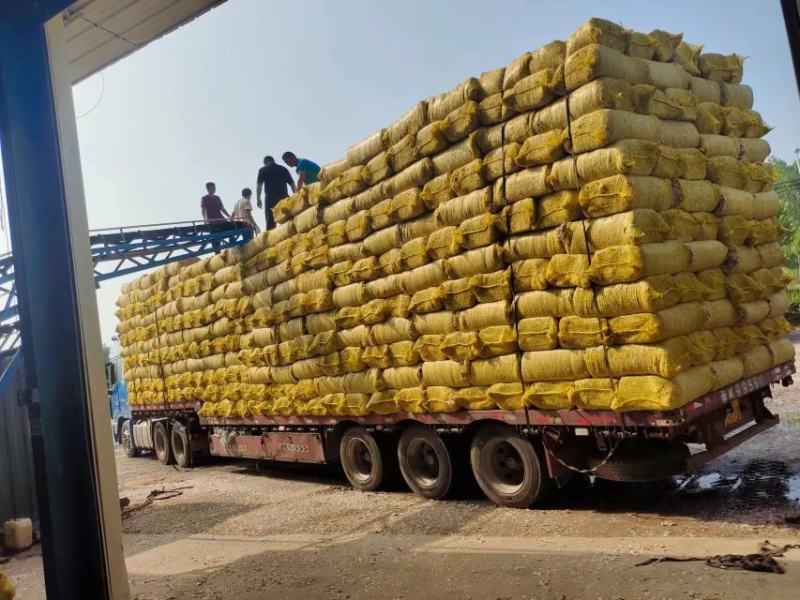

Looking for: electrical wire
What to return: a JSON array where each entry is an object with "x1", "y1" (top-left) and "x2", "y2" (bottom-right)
[{"x1": 76, "y1": 72, "x2": 105, "y2": 119}]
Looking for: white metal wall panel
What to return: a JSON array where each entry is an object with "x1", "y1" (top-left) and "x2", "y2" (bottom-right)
[{"x1": 63, "y1": 0, "x2": 226, "y2": 83}]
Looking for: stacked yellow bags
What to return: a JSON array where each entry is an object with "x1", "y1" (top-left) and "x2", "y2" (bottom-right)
[{"x1": 115, "y1": 18, "x2": 794, "y2": 417}]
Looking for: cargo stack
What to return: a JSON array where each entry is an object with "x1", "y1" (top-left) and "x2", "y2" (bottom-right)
[{"x1": 116, "y1": 18, "x2": 795, "y2": 417}]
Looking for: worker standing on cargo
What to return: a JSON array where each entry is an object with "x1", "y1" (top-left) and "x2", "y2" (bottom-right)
[
  {"x1": 232, "y1": 188, "x2": 260, "y2": 234},
  {"x1": 282, "y1": 151, "x2": 320, "y2": 189},
  {"x1": 201, "y1": 181, "x2": 230, "y2": 252},
  {"x1": 256, "y1": 155, "x2": 295, "y2": 230},
  {"x1": 200, "y1": 181, "x2": 229, "y2": 221}
]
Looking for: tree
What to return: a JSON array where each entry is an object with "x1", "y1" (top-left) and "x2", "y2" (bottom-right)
[
  {"x1": 769, "y1": 156, "x2": 800, "y2": 310},
  {"x1": 102, "y1": 343, "x2": 111, "y2": 363}
]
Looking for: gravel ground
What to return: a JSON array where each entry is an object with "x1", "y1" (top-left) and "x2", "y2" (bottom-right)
[{"x1": 4, "y1": 355, "x2": 800, "y2": 599}]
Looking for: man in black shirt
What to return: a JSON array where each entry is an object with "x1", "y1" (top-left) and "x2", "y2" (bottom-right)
[{"x1": 256, "y1": 155, "x2": 296, "y2": 230}]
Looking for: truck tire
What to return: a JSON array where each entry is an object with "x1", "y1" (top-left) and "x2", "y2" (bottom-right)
[
  {"x1": 153, "y1": 421, "x2": 173, "y2": 465},
  {"x1": 398, "y1": 425, "x2": 453, "y2": 499},
  {"x1": 470, "y1": 424, "x2": 551, "y2": 509},
  {"x1": 120, "y1": 420, "x2": 139, "y2": 458},
  {"x1": 340, "y1": 426, "x2": 385, "y2": 492},
  {"x1": 170, "y1": 423, "x2": 192, "y2": 468}
]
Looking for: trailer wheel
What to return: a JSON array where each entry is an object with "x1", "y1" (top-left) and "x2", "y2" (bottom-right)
[
  {"x1": 398, "y1": 425, "x2": 453, "y2": 499},
  {"x1": 120, "y1": 420, "x2": 139, "y2": 458},
  {"x1": 470, "y1": 424, "x2": 550, "y2": 509},
  {"x1": 153, "y1": 421, "x2": 173, "y2": 465},
  {"x1": 170, "y1": 423, "x2": 191, "y2": 468},
  {"x1": 340, "y1": 426, "x2": 385, "y2": 492}
]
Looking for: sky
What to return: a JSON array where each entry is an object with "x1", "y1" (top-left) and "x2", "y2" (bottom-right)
[{"x1": 60, "y1": 0, "x2": 800, "y2": 343}]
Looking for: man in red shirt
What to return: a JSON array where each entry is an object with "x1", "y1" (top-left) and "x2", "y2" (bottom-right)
[{"x1": 200, "y1": 182, "x2": 229, "y2": 221}]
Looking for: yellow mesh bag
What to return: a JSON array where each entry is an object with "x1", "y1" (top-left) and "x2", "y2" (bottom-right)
[
  {"x1": 585, "y1": 338, "x2": 692, "y2": 378},
  {"x1": 472, "y1": 270, "x2": 512, "y2": 303},
  {"x1": 502, "y1": 67, "x2": 564, "y2": 112},
  {"x1": 432, "y1": 134, "x2": 481, "y2": 176},
  {"x1": 570, "y1": 109, "x2": 661, "y2": 154},
  {"x1": 388, "y1": 133, "x2": 419, "y2": 173},
  {"x1": 378, "y1": 249, "x2": 404, "y2": 276},
  {"x1": 484, "y1": 382, "x2": 524, "y2": 410},
  {"x1": 504, "y1": 229, "x2": 565, "y2": 260},
  {"x1": 565, "y1": 209, "x2": 670, "y2": 253},
  {"x1": 453, "y1": 386, "x2": 494, "y2": 410},
  {"x1": 424, "y1": 386, "x2": 460, "y2": 413},
  {"x1": 441, "y1": 331, "x2": 481, "y2": 361},
  {"x1": 503, "y1": 166, "x2": 550, "y2": 203},
  {"x1": 435, "y1": 187, "x2": 493, "y2": 227},
  {"x1": 383, "y1": 366, "x2": 423, "y2": 390},
  {"x1": 441, "y1": 100, "x2": 480, "y2": 142},
  {"x1": 685, "y1": 330, "x2": 718, "y2": 366},
  {"x1": 426, "y1": 226, "x2": 462, "y2": 260},
  {"x1": 422, "y1": 360, "x2": 470, "y2": 387},
  {"x1": 538, "y1": 190, "x2": 582, "y2": 229},
  {"x1": 478, "y1": 92, "x2": 514, "y2": 126},
  {"x1": 458, "y1": 214, "x2": 499, "y2": 250},
  {"x1": 389, "y1": 340, "x2": 420, "y2": 366},
  {"x1": 367, "y1": 390, "x2": 400, "y2": 415},
  {"x1": 511, "y1": 258, "x2": 549, "y2": 291},
  {"x1": 608, "y1": 302, "x2": 704, "y2": 344},
  {"x1": 524, "y1": 382, "x2": 574, "y2": 409},
  {"x1": 400, "y1": 237, "x2": 430, "y2": 270},
  {"x1": 470, "y1": 354, "x2": 520, "y2": 385},
  {"x1": 476, "y1": 325, "x2": 518, "y2": 358},
  {"x1": 518, "y1": 317, "x2": 558, "y2": 351},
  {"x1": 483, "y1": 144, "x2": 521, "y2": 181},
  {"x1": 442, "y1": 277, "x2": 476, "y2": 310},
  {"x1": 412, "y1": 311, "x2": 456, "y2": 335},
  {"x1": 578, "y1": 175, "x2": 676, "y2": 218},
  {"x1": 516, "y1": 130, "x2": 567, "y2": 167},
  {"x1": 558, "y1": 316, "x2": 610, "y2": 349},
  {"x1": 390, "y1": 187, "x2": 426, "y2": 223},
  {"x1": 507, "y1": 197, "x2": 537, "y2": 234},
  {"x1": 449, "y1": 159, "x2": 485, "y2": 196},
  {"x1": 546, "y1": 254, "x2": 592, "y2": 288},
  {"x1": 396, "y1": 387, "x2": 426, "y2": 413},
  {"x1": 403, "y1": 261, "x2": 447, "y2": 295},
  {"x1": 410, "y1": 286, "x2": 445, "y2": 314},
  {"x1": 589, "y1": 241, "x2": 689, "y2": 285},
  {"x1": 614, "y1": 365, "x2": 713, "y2": 411},
  {"x1": 363, "y1": 151, "x2": 392, "y2": 187},
  {"x1": 672, "y1": 272, "x2": 711, "y2": 303},
  {"x1": 570, "y1": 378, "x2": 617, "y2": 410},
  {"x1": 517, "y1": 289, "x2": 576, "y2": 318},
  {"x1": 340, "y1": 347, "x2": 367, "y2": 373},
  {"x1": 414, "y1": 335, "x2": 446, "y2": 361},
  {"x1": 568, "y1": 140, "x2": 660, "y2": 185},
  {"x1": 460, "y1": 300, "x2": 513, "y2": 330},
  {"x1": 521, "y1": 349, "x2": 589, "y2": 381},
  {"x1": 574, "y1": 274, "x2": 679, "y2": 317},
  {"x1": 420, "y1": 173, "x2": 455, "y2": 210}
]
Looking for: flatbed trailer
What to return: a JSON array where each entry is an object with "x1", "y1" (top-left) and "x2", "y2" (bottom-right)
[{"x1": 120, "y1": 362, "x2": 795, "y2": 508}]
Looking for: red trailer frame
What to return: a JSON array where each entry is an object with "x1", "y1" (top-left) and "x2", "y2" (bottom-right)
[{"x1": 130, "y1": 362, "x2": 795, "y2": 475}]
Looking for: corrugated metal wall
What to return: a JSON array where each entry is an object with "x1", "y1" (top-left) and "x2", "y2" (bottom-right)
[{"x1": 0, "y1": 356, "x2": 37, "y2": 525}]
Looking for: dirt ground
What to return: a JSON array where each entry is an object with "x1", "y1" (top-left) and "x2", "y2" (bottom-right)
[{"x1": 5, "y1": 365, "x2": 800, "y2": 599}]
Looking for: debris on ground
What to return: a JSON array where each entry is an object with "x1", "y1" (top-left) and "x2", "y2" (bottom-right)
[
  {"x1": 636, "y1": 540, "x2": 800, "y2": 574},
  {"x1": 121, "y1": 487, "x2": 193, "y2": 520}
]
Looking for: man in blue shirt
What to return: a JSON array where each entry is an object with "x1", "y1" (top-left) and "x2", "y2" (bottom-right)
[{"x1": 282, "y1": 151, "x2": 320, "y2": 189}]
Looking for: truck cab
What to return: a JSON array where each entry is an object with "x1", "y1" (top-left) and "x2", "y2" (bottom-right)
[{"x1": 105, "y1": 352, "x2": 130, "y2": 443}]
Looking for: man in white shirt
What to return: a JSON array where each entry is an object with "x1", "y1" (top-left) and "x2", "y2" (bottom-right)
[{"x1": 231, "y1": 188, "x2": 260, "y2": 234}]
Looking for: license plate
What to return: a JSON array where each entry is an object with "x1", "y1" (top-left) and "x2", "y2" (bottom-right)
[{"x1": 724, "y1": 398, "x2": 743, "y2": 428}]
